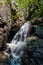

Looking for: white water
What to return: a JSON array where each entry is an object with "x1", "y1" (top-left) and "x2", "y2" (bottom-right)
[{"x1": 7, "y1": 22, "x2": 30, "y2": 65}]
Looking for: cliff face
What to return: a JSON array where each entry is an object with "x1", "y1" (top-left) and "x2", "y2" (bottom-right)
[
  {"x1": 0, "y1": 1, "x2": 11, "y2": 48},
  {"x1": 0, "y1": 1, "x2": 25, "y2": 65},
  {"x1": 0, "y1": 0, "x2": 43, "y2": 65},
  {"x1": 0, "y1": 0, "x2": 25, "y2": 48}
]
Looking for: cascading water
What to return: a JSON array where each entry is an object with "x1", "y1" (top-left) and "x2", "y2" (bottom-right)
[{"x1": 7, "y1": 22, "x2": 31, "y2": 65}]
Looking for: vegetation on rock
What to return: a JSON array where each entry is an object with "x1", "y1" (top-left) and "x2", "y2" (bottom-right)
[{"x1": 0, "y1": 0, "x2": 43, "y2": 65}]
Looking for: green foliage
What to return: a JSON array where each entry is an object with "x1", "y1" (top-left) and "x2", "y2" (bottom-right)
[
  {"x1": 10, "y1": 0, "x2": 43, "y2": 25},
  {"x1": 11, "y1": 12, "x2": 20, "y2": 26},
  {"x1": 16, "y1": 0, "x2": 43, "y2": 20},
  {"x1": 0, "y1": 0, "x2": 3, "y2": 4},
  {"x1": 12, "y1": 12, "x2": 20, "y2": 20},
  {"x1": 16, "y1": 0, "x2": 39, "y2": 10},
  {"x1": 16, "y1": 0, "x2": 29, "y2": 10}
]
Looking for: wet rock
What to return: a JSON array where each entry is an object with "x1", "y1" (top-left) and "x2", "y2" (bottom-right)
[
  {"x1": 33, "y1": 25, "x2": 43, "y2": 39},
  {"x1": 0, "y1": 24, "x2": 11, "y2": 48},
  {"x1": 21, "y1": 37, "x2": 43, "y2": 65},
  {"x1": 31, "y1": 17, "x2": 43, "y2": 25},
  {"x1": 0, "y1": 51, "x2": 10, "y2": 65},
  {"x1": 4, "y1": 43, "x2": 11, "y2": 54},
  {"x1": 27, "y1": 36, "x2": 38, "y2": 41}
]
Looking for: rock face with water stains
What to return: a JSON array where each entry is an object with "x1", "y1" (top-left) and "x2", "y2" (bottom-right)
[
  {"x1": 0, "y1": 0, "x2": 11, "y2": 63},
  {"x1": 0, "y1": 0, "x2": 25, "y2": 48},
  {"x1": 0, "y1": 1, "x2": 11, "y2": 48}
]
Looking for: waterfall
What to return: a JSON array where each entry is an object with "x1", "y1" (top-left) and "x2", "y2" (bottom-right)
[{"x1": 7, "y1": 22, "x2": 30, "y2": 65}]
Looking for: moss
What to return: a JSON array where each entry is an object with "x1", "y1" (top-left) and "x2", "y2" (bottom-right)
[
  {"x1": 0, "y1": 1, "x2": 3, "y2": 5},
  {"x1": 11, "y1": 11, "x2": 22, "y2": 27},
  {"x1": 11, "y1": 12, "x2": 20, "y2": 20}
]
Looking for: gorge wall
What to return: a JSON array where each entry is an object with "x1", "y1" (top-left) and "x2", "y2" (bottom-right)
[{"x1": 0, "y1": 0, "x2": 43, "y2": 65}]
